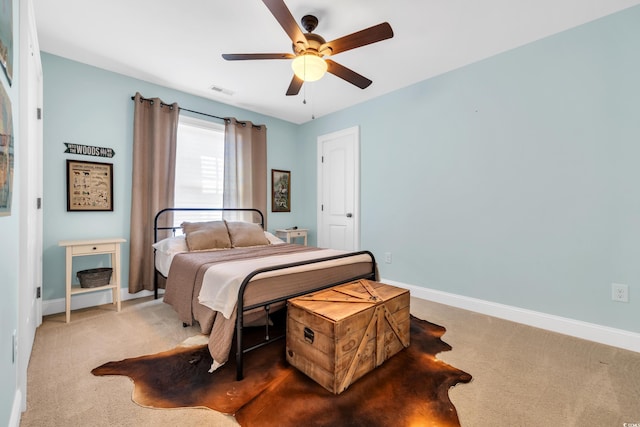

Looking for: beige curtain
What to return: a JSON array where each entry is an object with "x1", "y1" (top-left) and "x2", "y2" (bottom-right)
[
  {"x1": 223, "y1": 118, "x2": 267, "y2": 227},
  {"x1": 128, "y1": 92, "x2": 179, "y2": 292}
]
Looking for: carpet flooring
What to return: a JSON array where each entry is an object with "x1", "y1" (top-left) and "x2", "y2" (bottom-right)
[{"x1": 20, "y1": 295, "x2": 640, "y2": 426}]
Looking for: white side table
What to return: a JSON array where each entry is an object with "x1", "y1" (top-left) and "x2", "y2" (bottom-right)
[
  {"x1": 275, "y1": 228, "x2": 308, "y2": 246},
  {"x1": 58, "y1": 237, "x2": 125, "y2": 323}
]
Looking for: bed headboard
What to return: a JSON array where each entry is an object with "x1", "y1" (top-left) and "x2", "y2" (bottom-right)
[{"x1": 153, "y1": 207, "x2": 265, "y2": 243}]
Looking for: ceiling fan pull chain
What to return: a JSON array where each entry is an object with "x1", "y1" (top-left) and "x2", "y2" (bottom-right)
[
  {"x1": 310, "y1": 83, "x2": 315, "y2": 120},
  {"x1": 302, "y1": 82, "x2": 315, "y2": 119},
  {"x1": 303, "y1": 74, "x2": 307, "y2": 105}
]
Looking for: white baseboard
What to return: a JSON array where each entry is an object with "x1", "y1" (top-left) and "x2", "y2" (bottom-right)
[
  {"x1": 382, "y1": 278, "x2": 640, "y2": 354},
  {"x1": 43, "y1": 280, "x2": 640, "y2": 354},
  {"x1": 9, "y1": 390, "x2": 21, "y2": 427},
  {"x1": 42, "y1": 288, "x2": 159, "y2": 316}
]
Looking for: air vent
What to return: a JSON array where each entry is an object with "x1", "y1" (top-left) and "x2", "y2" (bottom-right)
[{"x1": 209, "y1": 85, "x2": 234, "y2": 96}]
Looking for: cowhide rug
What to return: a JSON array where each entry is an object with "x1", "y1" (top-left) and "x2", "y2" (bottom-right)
[{"x1": 92, "y1": 315, "x2": 472, "y2": 426}]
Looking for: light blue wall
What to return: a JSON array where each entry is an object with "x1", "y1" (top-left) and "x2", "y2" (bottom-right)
[
  {"x1": 40, "y1": 5, "x2": 640, "y2": 337},
  {"x1": 0, "y1": 0, "x2": 19, "y2": 424},
  {"x1": 41, "y1": 53, "x2": 302, "y2": 300},
  {"x1": 298, "y1": 5, "x2": 640, "y2": 333}
]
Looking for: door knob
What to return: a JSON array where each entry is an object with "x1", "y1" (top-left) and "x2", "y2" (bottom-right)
[{"x1": 346, "y1": 213, "x2": 353, "y2": 218}]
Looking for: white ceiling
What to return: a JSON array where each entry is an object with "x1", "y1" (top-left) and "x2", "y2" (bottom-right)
[{"x1": 33, "y1": 0, "x2": 640, "y2": 124}]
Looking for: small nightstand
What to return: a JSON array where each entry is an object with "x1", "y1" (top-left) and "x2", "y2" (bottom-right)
[
  {"x1": 58, "y1": 237, "x2": 125, "y2": 323},
  {"x1": 275, "y1": 228, "x2": 308, "y2": 246}
]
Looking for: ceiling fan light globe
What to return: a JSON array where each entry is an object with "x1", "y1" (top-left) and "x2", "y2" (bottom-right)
[{"x1": 292, "y1": 54, "x2": 327, "y2": 82}]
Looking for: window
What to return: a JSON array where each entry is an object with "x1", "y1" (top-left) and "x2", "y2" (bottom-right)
[{"x1": 174, "y1": 115, "x2": 225, "y2": 224}]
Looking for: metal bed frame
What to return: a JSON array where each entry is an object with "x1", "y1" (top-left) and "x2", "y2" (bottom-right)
[{"x1": 153, "y1": 207, "x2": 377, "y2": 380}]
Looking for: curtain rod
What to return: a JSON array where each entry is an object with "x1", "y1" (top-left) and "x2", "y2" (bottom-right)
[{"x1": 130, "y1": 95, "x2": 263, "y2": 129}]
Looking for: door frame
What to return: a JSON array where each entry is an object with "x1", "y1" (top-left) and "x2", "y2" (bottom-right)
[
  {"x1": 316, "y1": 126, "x2": 360, "y2": 249},
  {"x1": 17, "y1": 0, "x2": 43, "y2": 413}
]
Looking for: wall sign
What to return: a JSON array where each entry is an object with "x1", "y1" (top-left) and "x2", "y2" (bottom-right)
[{"x1": 64, "y1": 142, "x2": 116, "y2": 158}]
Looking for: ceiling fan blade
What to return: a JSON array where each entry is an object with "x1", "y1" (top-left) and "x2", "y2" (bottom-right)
[
  {"x1": 262, "y1": 0, "x2": 308, "y2": 49},
  {"x1": 222, "y1": 53, "x2": 295, "y2": 60},
  {"x1": 286, "y1": 75, "x2": 304, "y2": 96},
  {"x1": 321, "y1": 22, "x2": 393, "y2": 56},
  {"x1": 325, "y1": 60, "x2": 372, "y2": 89}
]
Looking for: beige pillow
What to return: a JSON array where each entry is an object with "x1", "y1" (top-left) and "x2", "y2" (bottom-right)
[
  {"x1": 181, "y1": 221, "x2": 231, "y2": 251},
  {"x1": 181, "y1": 220, "x2": 224, "y2": 234},
  {"x1": 225, "y1": 221, "x2": 270, "y2": 247}
]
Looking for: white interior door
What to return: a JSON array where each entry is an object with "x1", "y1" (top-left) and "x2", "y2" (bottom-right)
[
  {"x1": 317, "y1": 126, "x2": 360, "y2": 250},
  {"x1": 18, "y1": 0, "x2": 43, "y2": 411}
]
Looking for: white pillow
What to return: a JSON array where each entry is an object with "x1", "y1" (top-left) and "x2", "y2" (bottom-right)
[
  {"x1": 264, "y1": 231, "x2": 285, "y2": 245},
  {"x1": 153, "y1": 232, "x2": 283, "y2": 253},
  {"x1": 152, "y1": 235, "x2": 189, "y2": 255}
]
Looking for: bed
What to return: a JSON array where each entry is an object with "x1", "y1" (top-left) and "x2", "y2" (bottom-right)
[{"x1": 153, "y1": 207, "x2": 377, "y2": 379}]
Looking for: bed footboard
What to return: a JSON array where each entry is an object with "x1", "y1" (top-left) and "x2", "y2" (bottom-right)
[{"x1": 234, "y1": 250, "x2": 377, "y2": 380}]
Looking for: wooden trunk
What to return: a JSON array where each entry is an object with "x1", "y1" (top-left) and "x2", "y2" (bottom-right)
[{"x1": 286, "y1": 279, "x2": 410, "y2": 394}]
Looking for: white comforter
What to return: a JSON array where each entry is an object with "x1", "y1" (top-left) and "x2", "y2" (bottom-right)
[{"x1": 197, "y1": 248, "x2": 372, "y2": 318}]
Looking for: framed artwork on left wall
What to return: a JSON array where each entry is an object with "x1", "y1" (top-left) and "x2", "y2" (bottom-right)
[
  {"x1": 0, "y1": 81, "x2": 13, "y2": 216},
  {"x1": 67, "y1": 159, "x2": 113, "y2": 211},
  {"x1": 0, "y1": 0, "x2": 13, "y2": 85}
]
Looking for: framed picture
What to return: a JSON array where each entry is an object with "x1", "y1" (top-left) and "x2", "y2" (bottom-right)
[
  {"x1": 0, "y1": 81, "x2": 13, "y2": 216},
  {"x1": 67, "y1": 159, "x2": 113, "y2": 211},
  {"x1": 0, "y1": 0, "x2": 13, "y2": 85},
  {"x1": 271, "y1": 169, "x2": 290, "y2": 212}
]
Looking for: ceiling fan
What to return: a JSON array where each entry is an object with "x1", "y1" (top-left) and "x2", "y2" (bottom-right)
[{"x1": 222, "y1": 0, "x2": 394, "y2": 96}]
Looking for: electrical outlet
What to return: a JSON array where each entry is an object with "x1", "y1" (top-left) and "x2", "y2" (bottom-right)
[
  {"x1": 611, "y1": 283, "x2": 629, "y2": 303},
  {"x1": 384, "y1": 252, "x2": 392, "y2": 264}
]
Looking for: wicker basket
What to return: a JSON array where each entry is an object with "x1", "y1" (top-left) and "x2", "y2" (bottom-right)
[{"x1": 77, "y1": 268, "x2": 113, "y2": 288}]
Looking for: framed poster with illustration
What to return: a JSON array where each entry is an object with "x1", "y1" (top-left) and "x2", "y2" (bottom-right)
[
  {"x1": 0, "y1": 0, "x2": 13, "y2": 85},
  {"x1": 67, "y1": 160, "x2": 113, "y2": 211},
  {"x1": 271, "y1": 169, "x2": 290, "y2": 212},
  {"x1": 0, "y1": 81, "x2": 12, "y2": 216}
]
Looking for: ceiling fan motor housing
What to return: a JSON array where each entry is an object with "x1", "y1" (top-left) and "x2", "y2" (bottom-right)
[
  {"x1": 293, "y1": 33, "x2": 328, "y2": 56},
  {"x1": 292, "y1": 16, "x2": 330, "y2": 57}
]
